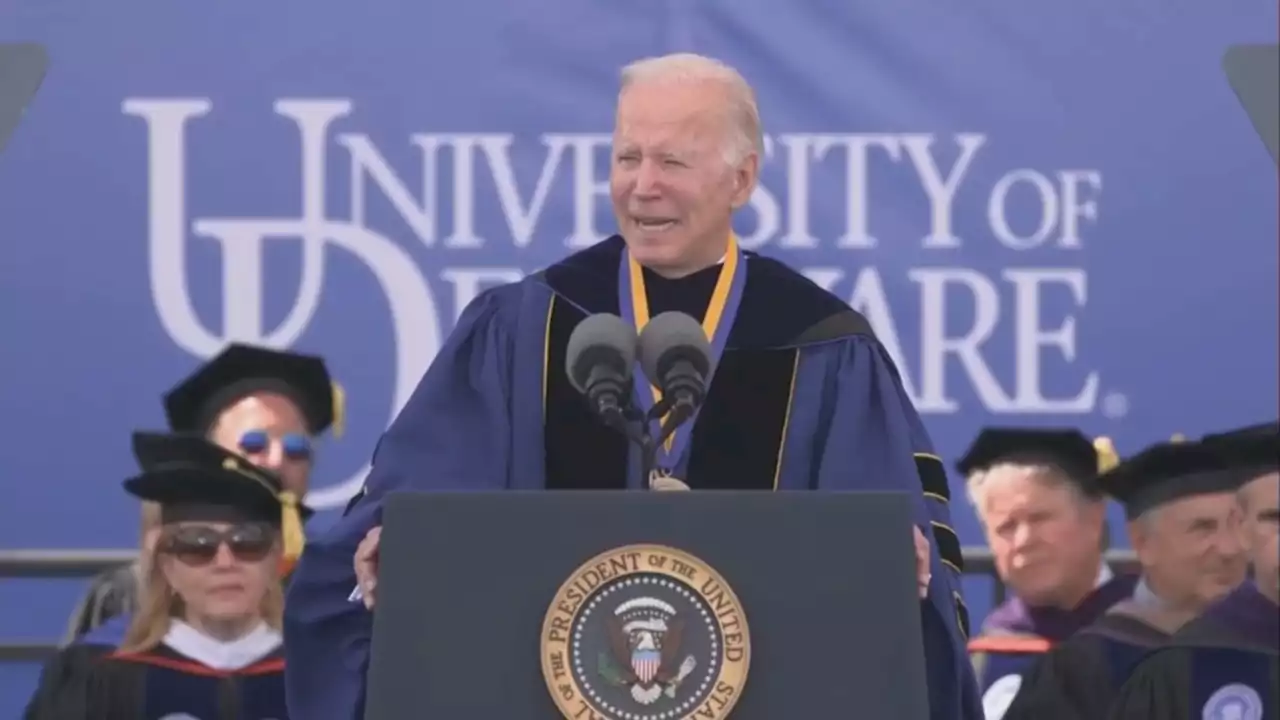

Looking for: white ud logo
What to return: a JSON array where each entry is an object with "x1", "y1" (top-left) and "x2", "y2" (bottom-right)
[
  {"x1": 124, "y1": 97, "x2": 1115, "y2": 513},
  {"x1": 124, "y1": 99, "x2": 442, "y2": 510}
]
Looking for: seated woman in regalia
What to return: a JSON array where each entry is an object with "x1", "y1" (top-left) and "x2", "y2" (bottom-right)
[{"x1": 38, "y1": 431, "x2": 301, "y2": 720}]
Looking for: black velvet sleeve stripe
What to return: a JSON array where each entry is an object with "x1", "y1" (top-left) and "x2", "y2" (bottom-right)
[
  {"x1": 930, "y1": 521, "x2": 964, "y2": 575},
  {"x1": 914, "y1": 453, "x2": 951, "y2": 503}
]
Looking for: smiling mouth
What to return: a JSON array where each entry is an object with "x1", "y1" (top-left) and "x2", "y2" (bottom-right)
[{"x1": 634, "y1": 218, "x2": 677, "y2": 232}]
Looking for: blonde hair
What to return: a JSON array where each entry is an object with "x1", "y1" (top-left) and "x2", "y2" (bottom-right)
[
  {"x1": 140, "y1": 502, "x2": 162, "y2": 538},
  {"x1": 119, "y1": 540, "x2": 284, "y2": 653},
  {"x1": 619, "y1": 53, "x2": 763, "y2": 166}
]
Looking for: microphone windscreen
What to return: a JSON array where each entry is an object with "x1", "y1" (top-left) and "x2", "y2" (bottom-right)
[
  {"x1": 565, "y1": 313, "x2": 637, "y2": 394},
  {"x1": 637, "y1": 311, "x2": 711, "y2": 383}
]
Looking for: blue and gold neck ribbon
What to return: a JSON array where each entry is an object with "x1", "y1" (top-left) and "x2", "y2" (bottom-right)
[{"x1": 617, "y1": 234, "x2": 747, "y2": 474}]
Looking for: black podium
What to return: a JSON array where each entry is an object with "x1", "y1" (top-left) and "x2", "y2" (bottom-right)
[{"x1": 366, "y1": 490, "x2": 930, "y2": 719}]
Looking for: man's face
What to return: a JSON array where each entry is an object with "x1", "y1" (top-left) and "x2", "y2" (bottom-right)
[
  {"x1": 208, "y1": 392, "x2": 313, "y2": 495},
  {"x1": 976, "y1": 467, "x2": 1106, "y2": 606},
  {"x1": 1131, "y1": 493, "x2": 1247, "y2": 610},
  {"x1": 1239, "y1": 471, "x2": 1280, "y2": 602},
  {"x1": 610, "y1": 80, "x2": 756, "y2": 274}
]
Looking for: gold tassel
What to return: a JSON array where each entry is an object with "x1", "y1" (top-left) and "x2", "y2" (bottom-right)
[
  {"x1": 331, "y1": 381, "x2": 346, "y2": 439},
  {"x1": 1093, "y1": 436, "x2": 1120, "y2": 474},
  {"x1": 277, "y1": 491, "x2": 306, "y2": 576}
]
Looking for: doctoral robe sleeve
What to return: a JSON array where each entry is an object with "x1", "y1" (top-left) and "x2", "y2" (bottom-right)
[
  {"x1": 283, "y1": 286, "x2": 518, "y2": 720},
  {"x1": 22, "y1": 644, "x2": 110, "y2": 720},
  {"x1": 1105, "y1": 650, "x2": 1191, "y2": 720},
  {"x1": 816, "y1": 334, "x2": 982, "y2": 720}
]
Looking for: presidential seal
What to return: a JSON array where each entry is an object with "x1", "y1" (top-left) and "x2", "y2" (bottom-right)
[{"x1": 540, "y1": 544, "x2": 750, "y2": 720}]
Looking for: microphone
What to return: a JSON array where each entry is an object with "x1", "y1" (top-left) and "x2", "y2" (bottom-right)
[
  {"x1": 565, "y1": 313, "x2": 638, "y2": 434},
  {"x1": 637, "y1": 311, "x2": 712, "y2": 430}
]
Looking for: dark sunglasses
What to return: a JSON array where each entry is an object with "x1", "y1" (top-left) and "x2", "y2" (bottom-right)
[
  {"x1": 238, "y1": 430, "x2": 312, "y2": 460},
  {"x1": 160, "y1": 524, "x2": 275, "y2": 565}
]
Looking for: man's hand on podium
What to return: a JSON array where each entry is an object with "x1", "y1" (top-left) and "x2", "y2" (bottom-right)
[
  {"x1": 355, "y1": 526, "x2": 382, "y2": 609},
  {"x1": 913, "y1": 526, "x2": 931, "y2": 599}
]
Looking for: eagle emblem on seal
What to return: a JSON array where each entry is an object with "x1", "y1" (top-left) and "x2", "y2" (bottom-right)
[{"x1": 597, "y1": 597, "x2": 698, "y2": 705}]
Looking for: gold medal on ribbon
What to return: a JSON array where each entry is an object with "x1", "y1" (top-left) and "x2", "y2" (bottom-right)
[{"x1": 649, "y1": 469, "x2": 690, "y2": 492}]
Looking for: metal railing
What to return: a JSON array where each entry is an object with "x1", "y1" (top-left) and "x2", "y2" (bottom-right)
[
  {"x1": 1, "y1": 549, "x2": 138, "y2": 579},
  {"x1": 0, "y1": 546, "x2": 1140, "y2": 663}
]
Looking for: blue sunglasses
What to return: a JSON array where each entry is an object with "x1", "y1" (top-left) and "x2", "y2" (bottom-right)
[{"x1": 238, "y1": 430, "x2": 312, "y2": 460}]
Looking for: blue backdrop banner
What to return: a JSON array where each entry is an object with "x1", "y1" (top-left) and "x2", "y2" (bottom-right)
[{"x1": 1, "y1": 0, "x2": 1276, "y2": 713}]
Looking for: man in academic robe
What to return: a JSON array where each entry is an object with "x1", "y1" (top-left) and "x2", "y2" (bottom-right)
[
  {"x1": 1003, "y1": 431, "x2": 1257, "y2": 720},
  {"x1": 956, "y1": 428, "x2": 1136, "y2": 719},
  {"x1": 284, "y1": 52, "x2": 981, "y2": 720},
  {"x1": 62, "y1": 344, "x2": 339, "y2": 642},
  {"x1": 1107, "y1": 422, "x2": 1279, "y2": 720}
]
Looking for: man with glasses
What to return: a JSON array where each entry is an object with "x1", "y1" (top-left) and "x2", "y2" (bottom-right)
[{"x1": 164, "y1": 343, "x2": 340, "y2": 499}]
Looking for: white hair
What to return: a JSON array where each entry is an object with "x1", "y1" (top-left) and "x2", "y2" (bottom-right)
[
  {"x1": 966, "y1": 462, "x2": 1092, "y2": 521},
  {"x1": 619, "y1": 53, "x2": 763, "y2": 166}
]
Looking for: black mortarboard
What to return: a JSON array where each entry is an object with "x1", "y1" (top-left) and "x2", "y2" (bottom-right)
[
  {"x1": 1201, "y1": 420, "x2": 1279, "y2": 476},
  {"x1": 1099, "y1": 437, "x2": 1258, "y2": 520},
  {"x1": 955, "y1": 428, "x2": 1117, "y2": 497},
  {"x1": 126, "y1": 432, "x2": 311, "y2": 559},
  {"x1": 162, "y1": 344, "x2": 343, "y2": 437}
]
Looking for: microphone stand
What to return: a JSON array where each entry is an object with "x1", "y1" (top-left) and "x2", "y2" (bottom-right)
[
  {"x1": 597, "y1": 391, "x2": 697, "y2": 488},
  {"x1": 601, "y1": 403, "x2": 662, "y2": 485}
]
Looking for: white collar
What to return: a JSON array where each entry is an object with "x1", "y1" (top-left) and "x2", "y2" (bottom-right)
[
  {"x1": 162, "y1": 619, "x2": 282, "y2": 671},
  {"x1": 1095, "y1": 563, "x2": 1114, "y2": 587},
  {"x1": 1131, "y1": 576, "x2": 1172, "y2": 610}
]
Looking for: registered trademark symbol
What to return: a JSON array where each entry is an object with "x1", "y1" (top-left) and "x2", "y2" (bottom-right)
[{"x1": 1101, "y1": 393, "x2": 1129, "y2": 419}]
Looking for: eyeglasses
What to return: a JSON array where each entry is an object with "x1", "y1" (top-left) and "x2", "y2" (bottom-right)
[
  {"x1": 238, "y1": 430, "x2": 312, "y2": 460},
  {"x1": 160, "y1": 524, "x2": 275, "y2": 565}
]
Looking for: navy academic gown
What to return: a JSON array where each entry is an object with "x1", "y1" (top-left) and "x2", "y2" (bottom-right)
[
  {"x1": 967, "y1": 574, "x2": 1137, "y2": 718},
  {"x1": 25, "y1": 637, "x2": 288, "y2": 720},
  {"x1": 1107, "y1": 583, "x2": 1279, "y2": 720},
  {"x1": 284, "y1": 235, "x2": 981, "y2": 720},
  {"x1": 1001, "y1": 597, "x2": 1192, "y2": 720},
  {"x1": 88, "y1": 644, "x2": 288, "y2": 720}
]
